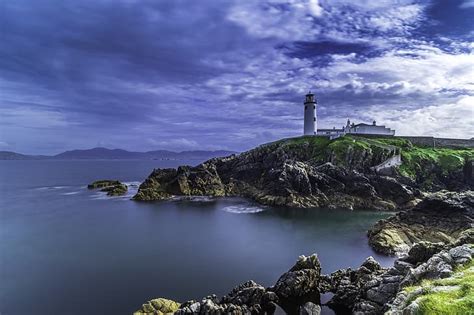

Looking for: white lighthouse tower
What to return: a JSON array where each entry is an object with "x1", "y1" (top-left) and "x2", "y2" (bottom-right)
[{"x1": 303, "y1": 91, "x2": 317, "y2": 135}]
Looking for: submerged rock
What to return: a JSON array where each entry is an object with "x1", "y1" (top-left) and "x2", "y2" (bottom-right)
[
  {"x1": 368, "y1": 190, "x2": 473, "y2": 255},
  {"x1": 88, "y1": 179, "x2": 128, "y2": 196}
]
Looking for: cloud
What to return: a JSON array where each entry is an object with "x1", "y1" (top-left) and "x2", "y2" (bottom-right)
[
  {"x1": 459, "y1": 0, "x2": 474, "y2": 8},
  {"x1": 0, "y1": 0, "x2": 473, "y2": 154},
  {"x1": 366, "y1": 96, "x2": 474, "y2": 138}
]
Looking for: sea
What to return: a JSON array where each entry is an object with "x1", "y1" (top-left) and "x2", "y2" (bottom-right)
[{"x1": 0, "y1": 160, "x2": 395, "y2": 314}]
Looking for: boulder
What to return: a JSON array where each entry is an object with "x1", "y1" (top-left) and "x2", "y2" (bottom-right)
[
  {"x1": 134, "y1": 297, "x2": 180, "y2": 315},
  {"x1": 401, "y1": 241, "x2": 445, "y2": 265},
  {"x1": 272, "y1": 254, "x2": 321, "y2": 302},
  {"x1": 298, "y1": 301, "x2": 321, "y2": 315}
]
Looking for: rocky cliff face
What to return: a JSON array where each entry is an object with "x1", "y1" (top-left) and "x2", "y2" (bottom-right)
[{"x1": 134, "y1": 136, "x2": 426, "y2": 210}]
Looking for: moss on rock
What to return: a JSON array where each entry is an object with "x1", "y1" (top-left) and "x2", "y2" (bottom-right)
[
  {"x1": 133, "y1": 298, "x2": 180, "y2": 315},
  {"x1": 88, "y1": 179, "x2": 128, "y2": 196},
  {"x1": 394, "y1": 259, "x2": 474, "y2": 315}
]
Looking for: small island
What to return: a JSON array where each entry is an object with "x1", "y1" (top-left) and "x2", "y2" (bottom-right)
[{"x1": 88, "y1": 180, "x2": 128, "y2": 196}]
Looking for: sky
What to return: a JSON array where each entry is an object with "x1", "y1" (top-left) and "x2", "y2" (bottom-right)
[{"x1": 1, "y1": 0, "x2": 473, "y2": 154}]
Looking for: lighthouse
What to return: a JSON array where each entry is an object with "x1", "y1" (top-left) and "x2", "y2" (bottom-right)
[{"x1": 303, "y1": 91, "x2": 317, "y2": 135}]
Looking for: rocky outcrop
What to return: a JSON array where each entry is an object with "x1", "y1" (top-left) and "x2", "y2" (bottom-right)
[
  {"x1": 135, "y1": 242, "x2": 472, "y2": 315},
  {"x1": 134, "y1": 137, "x2": 420, "y2": 210},
  {"x1": 387, "y1": 244, "x2": 474, "y2": 314},
  {"x1": 137, "y1": 254, "x2": 321, "y2": 315},
  {"x1": 368, "y1": 191, "x2": 474, "y2": 255},
  {"x1": 88, "y1": 179, "x2": 128, "y2": 196},
  {"x1": 320, "y1": 242, "x2": 473, "y2": 314},
  {"x1": 271, "y1": 254, "x2": 321, "y2": 311}
]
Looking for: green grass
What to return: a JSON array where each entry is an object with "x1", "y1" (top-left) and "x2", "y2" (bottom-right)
[
  {"x1": 403, "y1": 260, "x2": 474, "y2": 315},
  {"x1": 265, "y1": 135, "x2": 473, "y2": 183},
  {"x1": 399, "y1": 146, "x2": 474, "y2": 179}
]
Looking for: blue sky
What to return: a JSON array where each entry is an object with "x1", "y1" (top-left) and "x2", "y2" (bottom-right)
[{"x1": 1, "y1": 0, "x2": 473, "y2": 154}]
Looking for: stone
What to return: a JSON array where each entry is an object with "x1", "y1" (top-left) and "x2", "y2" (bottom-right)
[
  {"x1": 298, "y1": 301, "x2": 321, "y2": 315},
  {"x1": 272, "y1": 254, "x2": 321, "y2": 301},
  {"x1": 134, "y1": 298, "x2": 180, "y2": 314},
  {"x1": 403, "y1": 241, "x2": 445, "y2": 265}
]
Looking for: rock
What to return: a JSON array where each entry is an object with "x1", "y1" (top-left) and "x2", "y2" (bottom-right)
[
  {"x1": 361, "y1": 256, "x2": 381, "y2": 272},
  {"x1": 368, "y1": 191, "x2": 474, "y2": 256},
  {"x1": 268, "y1": 254, "x2": 322, "y2": 313},
  {"x1": 87, "y1": 179, "x2": 121, "y2": 189},
  {"x1": 448, "y1": 244, "x2": 473, "y2": 265},
  {"x1": 298, "y1": 301, "x2": 321, "y2": 315},
  {"x1": 220, "y1": 280, "x2": 265, "y2": 306},
  {"x1": 402, "y1": 241, "x2": 445, "y2": 265},
  {"x1": 136, "y1": 242, "x2": 472, "y2": 315},
  {"x1": 134, "y1": 297, "x2": 180, "y2": 315},
  {"x1": 272, "y1": 254, "x2": 321, "y2": 302},
  {"x1": 400, "y1": 245, "x2": 473, "y2": 288},
  {"x1": 88, "y1": 179, "x2": 128, "y2": 196}
]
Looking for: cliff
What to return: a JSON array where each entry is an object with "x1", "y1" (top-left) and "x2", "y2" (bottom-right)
[{"x1": 133, "y1": 136, "x2": 472, "y2": 210}]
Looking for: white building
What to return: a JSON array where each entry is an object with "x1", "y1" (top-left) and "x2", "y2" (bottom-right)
[{"x1": 303, "y1": 92, "x2": 395, "y2": 138}]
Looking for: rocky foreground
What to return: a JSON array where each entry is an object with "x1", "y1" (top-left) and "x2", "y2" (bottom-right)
[
  {"x1": 135, "y1": 240, "x2": 472, "y2": 315},
  {"x1": 133, "y1": 136, "x2": 472, "y2": 210}
]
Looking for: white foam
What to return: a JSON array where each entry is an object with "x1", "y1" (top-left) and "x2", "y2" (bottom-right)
[
  {"x1": 62, "y1": 191, "x2": 80, "y2": 195},
  {"x1": 90, "y1": 192, "x2": 109, "y2": 200},
  {"x1": 171, "y1": 196, "x2": 216, "y2": 202},
  {"x1": 221, "y1": 205, "x2": 266, "y2": 214},
  {"x1": 35, "y1": 186, "x2": 68, "y2": 191}
]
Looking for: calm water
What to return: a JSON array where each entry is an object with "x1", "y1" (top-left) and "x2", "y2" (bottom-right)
[{"x1": 0, "y1": 160, "x2": 395, "y2": 315}]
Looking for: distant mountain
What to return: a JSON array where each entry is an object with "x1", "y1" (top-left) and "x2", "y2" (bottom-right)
[
  {"x1": 0, "y1": 151, "x2": 48, "y2": 160},
  {"x1": 0, "y1": 147, "x2": 237, "y2": 160}
]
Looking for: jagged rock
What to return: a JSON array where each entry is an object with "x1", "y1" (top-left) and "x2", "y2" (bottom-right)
[
  {"x1": 271, "y1": 254, "x2": 321, "y2": 306},
  {"x1": 220, "y1": 280, "x2": 266, "y2": 306},
  {"x1": 368, "y1": 190, "x2": 474, "y2": 255},
  {"x1": 136, "y1": 242, "x2": 472, "y2": 315},
  {"x1": 298, "y1": 301, "x2": 321, "y2": 315},
  {"x1": 401, "y1": 241, "x2": 445, "y2": 265},
  {"x1": 400, "y1": 244, "x2": 473, "y2": 287}
]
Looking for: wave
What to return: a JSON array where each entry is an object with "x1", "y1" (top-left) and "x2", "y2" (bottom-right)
[
  {"x1": 172, "y1": 196, "x2": 215, "y2": 202},
  {"x1": 221, "y1": 205, "x2": 266, "y2": 214},
  {"x1": 61, "y1": 191, "x2": 80, "y2": 195},
  {"x1": 34, "y1": 186, "x2": 68, "y2": 190}
]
